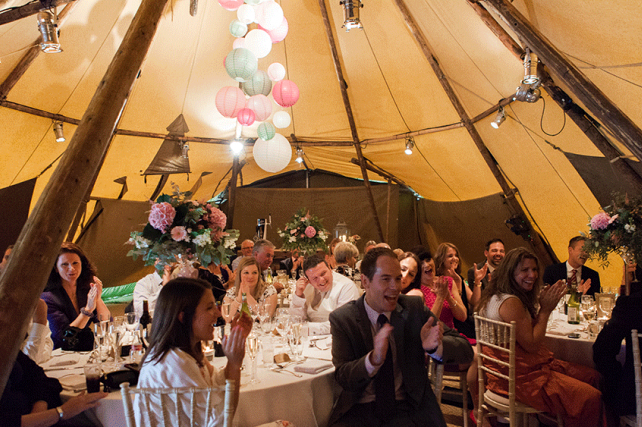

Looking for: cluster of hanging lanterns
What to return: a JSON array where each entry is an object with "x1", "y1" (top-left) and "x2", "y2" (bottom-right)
[{"x1": 216, "y1": 0, "x2": 300, "y2": 173}]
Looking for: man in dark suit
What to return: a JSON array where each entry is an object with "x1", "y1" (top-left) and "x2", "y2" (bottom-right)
[
  {"x1": 328, "y1": 247, "x2": 474, "y2": 426},
  {"x1": 542, "y1": 236, "x2": 600, "y2": 295},
  {"x1": 467, "y1": 238, "x2": 505, "y2": 308},
  {"x1": 280, "y1": 249, "x2": 303, "y2": 279}
]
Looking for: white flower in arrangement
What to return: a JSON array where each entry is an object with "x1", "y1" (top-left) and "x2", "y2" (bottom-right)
[
  {"x1": 224, "y1": 237, "x2": 236, "y2": 249},
  {"x1": 129, "y1": 235, "x2": 151, "y2": 249},
  {"x1": 193, "y1": 233, "x2": 212, "y2": 247},
  {"x1": 289, "y1": 236, "x2": 296, "y2": 243},
  {"x1": 626, "y1": 224, "x2": 636, "y2": 233},
  {"x1": 318, "y1": 231, "x2": 326, "y2": 240}
]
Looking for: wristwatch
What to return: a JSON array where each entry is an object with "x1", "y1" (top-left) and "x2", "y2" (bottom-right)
[{"x1": 55, "y1": 406, "x2": 64, "y2": 420}]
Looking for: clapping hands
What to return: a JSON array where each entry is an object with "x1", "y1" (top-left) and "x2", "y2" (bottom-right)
[{"x1": 420, "y1": 317, "x2": 443, "y2": 353}]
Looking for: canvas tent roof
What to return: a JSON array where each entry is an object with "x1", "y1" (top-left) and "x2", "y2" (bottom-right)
[{"x1": 0, "y1": 0, "x2": 641, "y2": 285}]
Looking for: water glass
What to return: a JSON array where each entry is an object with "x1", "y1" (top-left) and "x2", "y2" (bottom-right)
[
  {"x1": 84, "y1": 363, "x2": 102, "y2": 393},
  {"x1": 94, "y1": 320, "x2": 110, "y2": 362},
  {"x1": 260, "y1": 335, "x2": 274, "y2": 366}
]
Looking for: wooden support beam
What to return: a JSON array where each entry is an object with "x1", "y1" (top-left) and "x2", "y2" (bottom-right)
[
  {"x1": 0, "y1": 1, "x2": 78, "y2": 100},
  {"x1": 394, "y1": 0, "x2": 556, "y2": 266},
  {"x1": 362, "y1": 122, "x2": 463, "y2": 144},
  {"x1": 467, "y1": 0, "x2": 642, "y2": 191},
  {"x1": 0, "y1": 0, "x2": 74, "y2": 26},
  {"x1": 350, "y1": 158, "x2": 409, "y2": 188},
  {"x1": 483, "y1": 0, "x2": 642, "y2": 163},
  {"x1": 0, "y1": 0, "x2": 170, "y2": 395},
  {"x1": 318, "y1": 0, "x2": 385, "y2": 242},
  {"x1": 227, "y1": 157, "x2": 240, "y2": 229},
  {"x1": 470, "y1": 97, "x2": 514, "y2": 124}
]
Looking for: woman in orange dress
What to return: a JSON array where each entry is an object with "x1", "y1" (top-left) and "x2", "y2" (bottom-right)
[{"x1": 476, "y1": 247, "x2": 605, "y2": 427}]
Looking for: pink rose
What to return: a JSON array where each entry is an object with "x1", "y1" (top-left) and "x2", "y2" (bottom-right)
[
  {"x1": 171, "y1": 226, "x2": 187, "y2": 242},
  {"x1": 148, "y1": 202, "x2": 176, "y2": 233},
  {"x1": 305, "y1": 226, "x2": 316, "y2": 238},
  {"x1": 208, "y1": 207, "x2": 227, "y2": 230},
  {"x1": 290, "y1": 229, "x2": 297, "y2": 235},
  {"x1": 211, "y1": 229, "x2": 228, "y2": 243},
  {"x1": 590, "y1": 212, "x2": 610, "y2": 230}
]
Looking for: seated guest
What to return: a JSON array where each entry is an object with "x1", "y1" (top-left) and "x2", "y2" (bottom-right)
[
  {"x1": 280, "y1": 249, "x2": 303, "y2": 279},
  {"x1": 137, "y1": 278, "x2": 252, "y2": 426},
  {"x1": 398, "y1": 252, "x2": 422, "y2": 298},
  {"x1": 199, "y1": 262, "x2": 235, "y2": 301},
  {"x1": 133, "y1": 262, "x2": 173, "y2": 319},
  {"x1": 334, "y1": 242, "x2": 359, "y2": 278},
  {"x1": 543, "y1": 236, "x2": 600, "y2": 295},
  {"x1": 231, "y1": 239, "x2": 254, "y2": 271},
  {"x1": 434, "y1": 243, "x2": 476, "y2": 339},
  {"x1": 224, "y1": 257, "x2": 277, "y2": 318},
  {"x1": 41, "y1": 243, "x2": 110, "y2": 350},
  {"x1": 593, "y1": 263, "x2": 642, "y2": 419},
  {"x1": 328, "y1": 247, "x2": 473, "y2": 426},
  {"x1": 467, "y1": 238, "x2": 505, "y2": 308},
  {"x1": 477, "y1": 247, "x2": 604, "y2": 427},
  {"x1": 290, "y1": 255, "x2": 360, "y2": 335},
  {"x1": 355, "y1": 240, "x2": 377, "y2": 271},
  {"x1": 0, "y1": 350, "x2": 107, "y2": 426},
  {"x1": 253, "y1": 239, "x2": 283, "y2": 293},
  {"x1": 326, "y1": 238, "x2": 341, "y2": 270}
]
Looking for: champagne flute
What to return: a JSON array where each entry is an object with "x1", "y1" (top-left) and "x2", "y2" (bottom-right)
[
  {"x1": 289, "y1": 317, "x2": 304, "y2": 362},
  {"x1": 221, "y1": 302, "x2": 231, "y2": 323},
  {"x1": 247, "y1": 333, "x2": 260, "y2": 384}
]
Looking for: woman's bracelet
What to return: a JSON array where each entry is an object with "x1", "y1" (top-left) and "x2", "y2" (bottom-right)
[{"x1": 80, "y1": 307, "x2": 92, "y2": 317}]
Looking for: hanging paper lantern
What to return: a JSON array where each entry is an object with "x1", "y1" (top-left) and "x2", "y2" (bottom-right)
[
  {"x1": 237, "y1": 108, "x2": 256, "y2": 126},
  {"x1": 258, "y1": 16, "x2": 288, "y2": 43},
  {"x1": 237, "y1": 4, "x2": 255, "y2": 24},
  {"x1": 246, "y1": 95, "x2": 272, "y2": 121},
  {"x1": 218, "y1": 0, "x2": 243, "y2": 11},
  {"x1": 232, "y1": 37, "x2": 245, "y2": 50},
  {"x1": 241, "y1": 70, "x2": 272, "y2": 97},
  {"x1": 257, "y1": 122, "x2": 276, "y2": 140},
  {"x1": 229, "y1": 20, "x2": 248, "y2": 38},
  {"x1": 255, "y1": 1, "x2": 283, "y2": 31},
  {"x1": 273, "y1": 111, "x2": 291, "y2": 128},
  {"x1": 267, "y1": 62, "x2": 286, "y2": 81},
  {"x1": 272, "y1": 80, "x2": 299, "y2": 107},
  {"x1": 215, "y1": 87, "x2": 246, "y2": 118},
  {"x1": 253, "y1": 133, "x2": 292, "y2": 173},
  {"x1": 245, "y1": 0, "x2": 260, "y2": 4},
  {"x1": 244, "y1": 29, "x2": 272, "y2": 59},
  {"x1": 224, "y1": 48, "x2": 258, "y2": 82}
]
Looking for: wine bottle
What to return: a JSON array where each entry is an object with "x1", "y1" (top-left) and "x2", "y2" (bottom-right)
[
  {"x1": 240, "y1": 292, "x2": 252, "y2": 317},
  {"x1": 139, "y1": 300, "x2": 152, "y2": 349},
  {"x1": 265, "y1": 267, "x2": 273, "y2": 285},
  {"x1": 567, "y1": 285, "x2": 580, "y2": 324}
]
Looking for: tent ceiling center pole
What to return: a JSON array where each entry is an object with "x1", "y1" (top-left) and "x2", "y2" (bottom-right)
[
  {"x1": 318, "y1": 0, "x2": 385, "y2": 243},
  {"x1": 0, "y1": 0, "x2": 171, "y2": 396},
  {"x1": 393, "y1": 0, "x2": 556, "y2": 266}
]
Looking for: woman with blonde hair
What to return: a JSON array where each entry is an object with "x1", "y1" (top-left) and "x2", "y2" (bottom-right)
[{"x1": 224, "y1": 257, "x2": 277, "y2": 318}]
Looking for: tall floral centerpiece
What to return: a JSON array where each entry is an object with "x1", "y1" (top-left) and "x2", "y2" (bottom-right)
[
  {"x1": 277, "y1": 208, "x2": 328, "y2": 256},
  {"x1": 127, "y1": 186, "x2": 239, "y2": 271}
]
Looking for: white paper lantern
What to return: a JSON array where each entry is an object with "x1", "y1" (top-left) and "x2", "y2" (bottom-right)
[
  {"x1": 255, "y1": 1, "x2": 283, "y2": 31},
  {"x1": 237, "y1": 4, "x2": 255, "y2": 24},
  {"x1": 253, "y1": 133, "x2": 292, "y2": 173},
  {"x1": 244, "y1": 29, "x2": 272, "y2": 59},
  {"x1": 267, "y1": 62, "x2": 286, "y2": 81},
  {"x1": 273, "y1": 111, "x2": 291, "y2": 128},
  {"x1": 233, "y1": 37, "x2": 245, "y2": 50}
]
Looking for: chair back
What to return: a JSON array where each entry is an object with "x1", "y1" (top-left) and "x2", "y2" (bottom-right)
[
  {"x1": 474, "y1": 314, "x2": 517, "y2": 422},
  {"x1": 632, "y1": 330, "x2": 642, "y2": 427},
  {"x1": 120, "y1": 380, "x2": 237, "y2": 427}
]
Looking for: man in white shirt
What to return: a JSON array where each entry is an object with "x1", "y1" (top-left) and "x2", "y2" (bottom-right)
[
  {"x1": 467, "y1": 238, "x2": 505, "y2": 307},
  {"x1": 290, "y1": 254, "x2": 360, "y2": 335},
  {"x1": 231, "y1": 239, "x2": 254, "y2": 271},
  {"x1": 133, "y1": 263, "x2": 172, "y2": 318}
]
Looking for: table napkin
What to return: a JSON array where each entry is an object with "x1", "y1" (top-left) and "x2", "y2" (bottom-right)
[{"x1": 294, "y1": 359, "x2": 333, "y2": 374}]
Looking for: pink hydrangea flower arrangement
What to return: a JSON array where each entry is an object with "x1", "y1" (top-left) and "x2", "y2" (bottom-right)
[
  {"x1": 149, "y1": 202, "x2": 176, "y2": 233},
  {"x1": 589, "y1": 212, "x2": 610, "y2": 230}
]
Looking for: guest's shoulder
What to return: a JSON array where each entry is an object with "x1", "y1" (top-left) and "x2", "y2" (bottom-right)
[
  {"x1": 330, "y1": 297, "x2": 360, "y2": 318},
  {"x1": 397, "y1": 294, "x2": 426, "y2": 311}
]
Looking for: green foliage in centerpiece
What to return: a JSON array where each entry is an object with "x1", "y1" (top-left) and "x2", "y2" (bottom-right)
[{"x1": 277, "y1": 208, "x2": 328, "y2": 256}]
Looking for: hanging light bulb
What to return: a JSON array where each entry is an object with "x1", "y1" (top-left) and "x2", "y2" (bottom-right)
[
  {"x1": 490, "y1": 107, "x2": 505, "y2": 129},
  {"x1": 181, "y1": 142, "x2": 190, "y2": 159},
  {"x1": 53, "y1": 122, "x2": 65, "y2": 142},
  {"x1": 404, "y1": 136, "x2": 414, "y2": 155},
  {"x1": 230, "y1": 139, "x2": 244, "y2": 155},
  {"x1": 37, "y1": 11, "x2": 62, "y2": 53},
  {"x1": 340, "y1": 0, "x2": 363, "y2": 32},
  {"x1": 295, "y1": 147, "x2": 304, "y2": 164}
]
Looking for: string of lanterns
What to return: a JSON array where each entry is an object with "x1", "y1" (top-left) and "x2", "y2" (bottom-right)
[{"x1": 216, "y1": 0, "x2": 300, "y2": 173}]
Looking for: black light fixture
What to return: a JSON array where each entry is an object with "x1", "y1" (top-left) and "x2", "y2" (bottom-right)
[
  {"x1": 404, "y1": 136, "x2": 414, "y2": 155},
  {"x1": 37, "y1": 11, "x2": 62, "y2": 53},
  {"x1": 490, "y1": 107, "x2": 505, "y2": 129},
  {"x1": 340, "y1": 0, "x2": 363, "y2": 32},
  {"x1": 295, "y1": 147, "x2": 304, "y2": 164},
  {"x1": 53, "y1": 121, "x2": 65, "y2": 142},
  {"x1": 513, "y1": 47, "x2": 541, "y2": 103}
]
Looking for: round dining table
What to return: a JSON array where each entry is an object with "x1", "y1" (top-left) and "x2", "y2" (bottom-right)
[{"x1": 45, "y1": 335, "x2": 337, "y2": 427}]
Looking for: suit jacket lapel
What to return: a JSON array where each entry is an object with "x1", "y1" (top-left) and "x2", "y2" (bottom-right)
[
  {"x1": 355, "y1": 296, "x2": 374, "y2": 352},
  {"x1": 391, "y1": 302, "x2": 406, "y2": 366}
]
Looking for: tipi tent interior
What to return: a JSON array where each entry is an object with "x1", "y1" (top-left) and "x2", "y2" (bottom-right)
[{"x1": 1, "y1": 0, "x2": 641, "y2": 304}]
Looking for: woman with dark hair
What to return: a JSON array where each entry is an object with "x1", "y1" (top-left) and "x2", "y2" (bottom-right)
[
  {"x1": 224, "y1": 257, "x2": 277, "y2": 318},
  {"x1": 136, "y1": 278, "x2": 252, "y2": 426},
  {"x1": 476, "y1": 247, "x2": 604, "y2": 427},
  {"x1": 41, "y1": 242, "x2": 110, "y2": 349},
  {"x1": 398, "y1": 252, "x2": 422, "y2": 297}
]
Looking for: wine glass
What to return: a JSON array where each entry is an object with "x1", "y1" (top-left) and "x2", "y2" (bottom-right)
[
  {"x1": 599, "y1": 297, "x2": 613, "y2": 319},
  {"x1": 93, "y1": 320, "x2": 110, "y2": 362},
  {"x1": 221, "y1": 302, "x2": 232, "y2": 323},
  {"x1": 246, "y1": 333, "x2": 260, "y2": 384},
  {"x1": 289, "y1": 316, "x2": 304, "y2": 362},
  {"x1": 258, "y1": 301, "x2": 272, "y2": 334}
]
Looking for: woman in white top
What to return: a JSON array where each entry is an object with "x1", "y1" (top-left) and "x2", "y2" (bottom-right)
[
  {"x1": 137, "y1": 278, "x2": 252, "y2": 427},
  {"x1": 224, "y1": 257, "x2": 277, "y2": 318}
]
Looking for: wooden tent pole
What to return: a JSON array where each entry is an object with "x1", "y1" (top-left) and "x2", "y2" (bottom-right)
[
  {"x1": 318, "y1": 0, "x2": 385, "y2": 243},
  {"x1": 0, "y1": 0, "x2": 170, "y2": 395},
  {"x1": 0, "y1": 1, "x2": 78, "y2": 100},
  {"x1": 483, "y1": 0, "x2": 642, "y2": 163},
  {"x1": 227, "y1": 157, "x2": 240, "y2": 229},
  {"x1": 393, "y1": 0, "x2": 556, "y2": 265},
  {"x1": 468, "y1": 0, "x2": 642, "y2": 191},
  {"x1": 0, "y1": 0, "x2": 75, "y2": 26},
  {"x1": 350, "y1": 158, "x2": 409, "y2": 188}
]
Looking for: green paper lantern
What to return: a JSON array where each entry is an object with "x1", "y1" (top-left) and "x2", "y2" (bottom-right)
[
  {"x1": 229, "y1": 19, "x2": 248, "y2": 38},
  {"x1": 241, "y1": 70, "x2": 272, "y2": 96},
  {"x1": 257, "y1": 122, "x2": 276, "y2": 140},
  {"x1": 225, "y1": 48, "x2": 258, "y2": 83}
]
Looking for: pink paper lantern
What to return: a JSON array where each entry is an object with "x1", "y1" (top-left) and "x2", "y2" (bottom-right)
[
  {"x1": 215, "y1": 86, "x2": 246, "y2": 118},
  {"x1": 237, "y1": 108, "x2": 256, "y2": 126},
  {"x1": 246, "y1": 95, "x2": 272, "y2": 121},
  {"x1": 272, "y1": 80, "x2": 299, "y2": 108},
  {"x1": 258, "y1": 17, "x2": 288, "y2": 43},
  {"x1": 218, "y1": 0, "x2": 243, "y2": 11}
]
